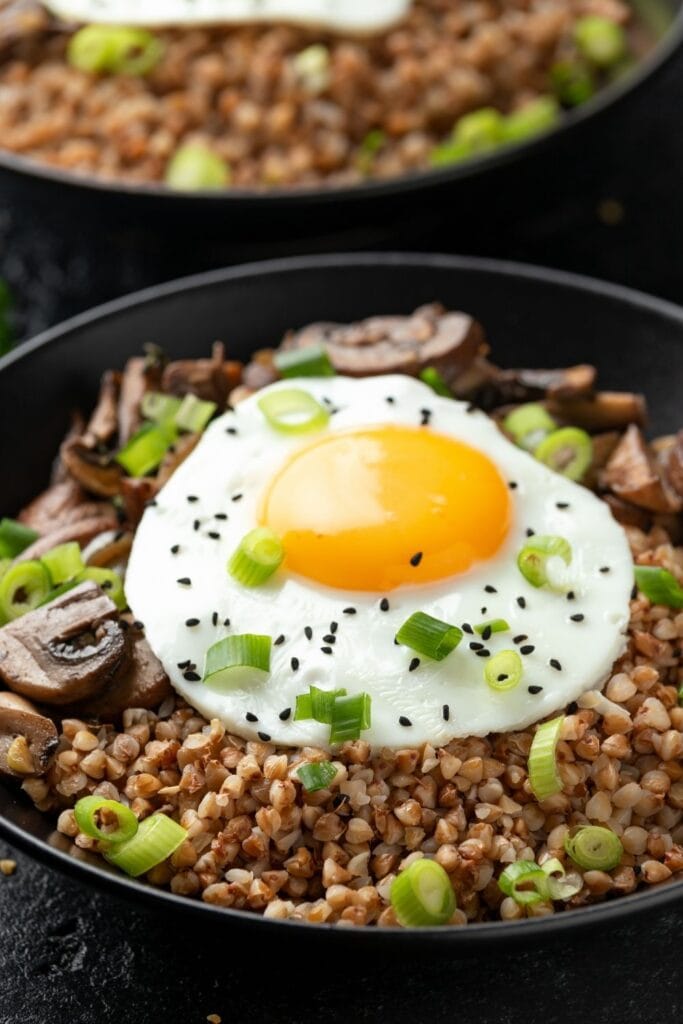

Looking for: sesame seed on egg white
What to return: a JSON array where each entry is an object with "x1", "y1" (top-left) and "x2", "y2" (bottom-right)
[{"x1": 125, "y1": 374, "x2": 634, "y2": 751}]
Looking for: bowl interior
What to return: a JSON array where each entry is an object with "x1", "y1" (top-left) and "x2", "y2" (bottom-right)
[{"x1": 1, "y1": 252, "x2": 683, "y2": 941}]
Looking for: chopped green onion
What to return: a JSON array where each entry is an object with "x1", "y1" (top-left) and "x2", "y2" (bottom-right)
[
  {"x1": 395, "y1": 611, "x2": 463, "y2": 662},
  {"x1": 257, "y1": 388, "x2": 330, "y2": 435},
  {"x1": 564, "y1": 825, "x2": 623, "y2": 871},
  {"x1": 115, "y1": 421, "x2": 177, "y2": 477},
  {"x1": 356, "y1": 129, "x2": 386, "y2": 174},
  {"x1": 105, "y1": 813, "x2": 186, "y2": 877},
  {"x1": 528, "y1": 716, "x2": 565, "y2": 801},
  {"x1": 550, "y1": 59, "x2": 596, "y2": 106},
  {"x1": 430, "y1": 137, "x2": 472, "y2": 167},
  {"x1": 503, "y1": 403, "x2": 557, "y2": 452},
  {"x1": 165, "y1": 143, "x2": 230, "y2": 191},
  {"x1": 294, "y1": 686, "x2": 348, "y2": 724},
  {"x1": 503, "y1": 96, "x2": 559, "y2": 143},
  {"x1": 517, "y1": 535, "x2": 573, "y2": 591},
  {"x1": 474, "y1": 618, "x2": 509, "y2": 637},
  {"x1": 175, "y1": 393, "x2": 217, "y2": 434},
  {"x1": 574, "y1": 15, "x2": 626, "y2": 68},
  {"x1": 633, "y1": 565, "x2": 683, "y2": 609},
  {"x1": 329, "y1": 693, "x2": 372, "y2": 744},
  {"x1": 203, "y1": 634, "x2": 271, "y2": 693},
  {"x1": 77, "y1": 567, "x2": 127, "y2": 610},
  {"x1": 0, "y1": 560, "x2": 51, "y2": 621},
  {"x1": 292, "y1": 43, "x2": 330, "y2": 94},
  {"x1": 141, "y1": 391, "x2": 182, "y2": 424},
  {"x1": 68, "y1": 25, "x2": 163, "y2": 76},
  {"x1": 228, "y1": 527, "x2": 285, "y2": 587},
  {"x1": 0, "y1": 518, "x2": 39, "y2": 558},
  {"x1": 484, "y1": 650, "x2": 523, "y2": 692},
  {"x1": 274, "y1": 345, "x2": 336, "y2": 379},
  {"x1": 542, "y1": 857, "x2": 583, "y2": 901},
  {"x1": 41, "y1": 542, "x2": 84, "y2": 586},
  {"x1": 74, "y1": 795, "x2": 138, "y2": 845},
  {"x1": 391, "y1": 858, "x2": 456, "y2": 927},
  {"x1": 297, "y1": 761, "x2": 337, "y2": 793},
  {"x1": 534, "y1": 427, "x2": 593, "y2": 482},
  {"x1": 419, "y1": 367, "x2": 452, "y2": 397},
  {"x1": 454, "y1": 107, "x2": 505, "y2": 152},
  {"x1": 498, "y1": 860, "x2": 550, "y2": 905}
]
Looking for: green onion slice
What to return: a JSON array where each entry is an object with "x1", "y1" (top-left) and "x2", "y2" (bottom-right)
[
  {"x1": 203, "y1": 634, "x2": 271, "y2": 693},
  {"x1": 0, "y1": 560, "x2": 51, "y2": 621},
  {"x1": 227, "y1": 528, "x2": 284, "y2": 587},
  {"x1": 564, "y1": 825, "x2": 623, "y2": 871},
  {"x1": 0, "y1": 518, "x2": 39, "y2": 558},
  {"x1": 68, "y1": 25, "x2": 163, "y2": 76},
  {"x1": 534, "y1": 427, "x2": 593, "y2": 482},
  {"x1": 517, "y1": 535, "x2": 573, "y2": 591},
  {"x1": 419, "y1": 367, "x2": 452, "y2": 397},
  {"x1": 329, "y1": 693, "x2": 372, "y2": 744},
  {"x1": 105, "y1": 813, "x2": 186, "y2": 877},
  {"x1": 503, "y1": 96, "x2": 560, "y2": 143},
  {"x1": 391, "y1": 858, "x2": 456, "y2": 927},
  {"x1": 474, "y1": 618, "x2": 509, "y2": 637},
  {"x1": 175, "y1": 394, "x2": 217, "y2": 434},
  {"x1": 498, "y1": 860, "x2": 550, "y2": 905},
  {"x1": 453, "y1": 107, "x2": 505, "y2": 152},
  {"x1": 297, "y1": 761, "x2": 337, "y2": 793},
  {"x1": 634, "y1": 565, "x2": 683, "y2": 609},
  {"x1": 294, "y1": 686, "x2": 347, "y2": 724},
  {"x1": 77, "y1": 567, "x2": 127, "y2": 610},
  {"x1": 541, "y1": 857, "x2": 583, "y2": 901},
  {"x1": 165, "y1": 144, "x2": 231, "y2": 191},
  {"x1": 74, "y1": 795, "x2": 138, "y2": 845},
  {"x1": 257, "y1": 388, "x2": 329, "y2": 435},
  {"x1": 550, "y1": 59, "x2": 596, "y2": 107},
  {"x1": 141, "y1": 391, "x2": 182, "y2": 424},
  {"x1": 503, "y1": 403, "x2": 557, "y2": 452},
  {"x1": 528, "y1": 715, "x2": 565, "y2": 801},
  {"x1": 395, "y1": 611, "x2": 463, "y2": 661},
  {"x1": 574, "y1": 15, "x2": 626, "y2": 68},
  {"x1": 115, "y1": 421, "x2": 177, "y2": 477},
  {"x1": 41, "y1": 542, "x2": 85, "y2": 586},
  {"x1": 274, "y1": 345, "x2": 336, "y2": 379},
  {"x1": 484, "y1": 650, "x2": 523, "y2": 692}
]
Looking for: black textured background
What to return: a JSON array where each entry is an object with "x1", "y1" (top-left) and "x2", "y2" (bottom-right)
[{"x1": 2, "y1": 41, "x2": 683, "y2": 1024}]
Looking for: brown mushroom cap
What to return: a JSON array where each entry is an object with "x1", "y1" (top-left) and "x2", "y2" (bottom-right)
[
  {"x1": 603, "y1": 424, "x2": 683, "y2": 514},
  {"x1": 60, "y1": 437, "x2": 123, "y2": 498},
  {"x1": 162, "y1": 341, "x2": 241, "y2": 408},
  {"x1": 72, "y1": 630, "x2": 172, "y2": 719},
  {"x1": 0, "y1": 581, "x2": 130, "y2": 705},
  {"x1": 0, "y1": 691, "x2": 58, "y2": 779}
]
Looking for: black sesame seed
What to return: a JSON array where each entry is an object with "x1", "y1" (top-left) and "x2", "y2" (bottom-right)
[
  {"x1": 420, "y1": 408, "x2": 432, "y2": 426},
  {"x1": 528, "y1": 685, "x2": 543, "y2": 695},
  {"x1": 223, "y1": 617, "x2": 231, "y2": 627},
  {"x1": 183, "y1": 671, "x2": 201, "y2": 682},
  {"x1": 599, "y1": 566, "x2": 611, "y2": 574},
  {"x1": 212, "y1": 612, "x2": 219, "y2": 626},
  {"x1": 475, "y1": 649, "x2": 491, "y2": 658},
  {"x1": 330, "y1": 622, "x2": 338, "y2": 634},
  {"x1": 246, "y1": 712, "x2": 258, "y2": 723},
  {"x1": 481, "y1": 625, "x2": 492, "y2": 641},
  {"x1": 497, "y1": 674, "x2": 508, "y2": 682},
  {"x1": 570, "y1": 613, "x2": 585, "y2": 622},
  {"x1": 322, "y1": 635, "x2": 336, "y2": 644},
  {"x1": 193, "y1": 520, "x2": 200, "y2": 531},
  {"x1": 513, "y1": 634, "x2": 528, "y2": 644},
  {"x1": 508, "y1": 481, "x2": 518, "y2": 490},
  {"x1": 279, "y1": 708, "x2": 291, "y2": 721},
  {"x1": 380, "y1": 598, "x2": 390, "y2": 612},
  {"x1": 185, "y1": 618, "x2": 200, "y2": 627},
  {"x1": 215, "y1": 514, "x2": 228, "y2": 522},
  {"x1": 550, "y1": 659, "x2": 562, "y2": 671},
  {"x1": 132, "y1": 621, "x2": 144, "y2": 631},
  {"x1": 102, "y1": 581, "x2": 112, "y2": 590},
  {"x1": 631, "y1": 584, "x2": 638, "y2": 600},
  {"x1": 517, "y1": 596, "x2": 527, "y2": 609},
  {"x1": 177, "y1": 660, "x2": 190, "y2": 669},
  {"x1": 120, "y1": 620, "x2": 129, "y2": 631},
  {"x1": 399, "y1": 716, "x2": 412, "y2": 727},
  {"x1": 187, "y1": 495, "x2": 199, "y2": 503},
  {"x1": 385, "y1": 396, "x2": 395, "y2": 404},
  {"x1": 526, "y1": 528, "x2": 535, "y2": 537},
  {"x1": 208, "y1": 531, "x2": 221, "y2": 540},
  {"x1": 291, "y1": 657, "x2": 299, "y2": 671},
  {"x1": 225, "y1": 427, "x2": 238, "y2": 435},
  {"x1": 410, "y1": 551, "x2": 423, "y2": 567},
  {"x1": 304, "y1": 626, "x2": 313, "y2": 640},
  {"x1": 566, "y1": 591, "x2": 576, "y2": 601},
  {"x1": 409, "y1": 657, "x2": 420, "y2": 672},
  {"x1": 442, "y1": 704, "x2": 450, "y2": 721},
  {"x1": 231, "y1": 494, "x2": 243, "y2": 502},
  {"x1": 170, "y1": 544, "x2": 180, "y2": 554},
  {"x1": 177, "y1": 577, "x2": 192, "y2": 586},
  {"x1": 258, "y1": 732, "x2": 271, "y2": 742},
  {"x1": 470, "y1": 641, "x2": 484, "y2": 651},
  {"x1": 321, "y1": 646, "x2": 333, "y2": 655},
  {"x1": 343, "y1": 607, "x2": 357, "y2": 615},
  {"x1": 462, "y1": 623, "x2": 474, "y2": 634},
  {"x1": 567, "y1": 701, "x2": 578, "y2": 714},
  {"x1": 485, "y1": 585, "x2": 497, "y2": 594},
  {"x1": 145, "y1": 499, "x2": 158, "y2": 509},
  {"x1": 520, "y1": 645, "x2": 535, "y2": 655},
  {"x1": 480, "y1": 607, "x2": 487, "y2": 616},
  {"x1": 556, "y1": 502, "x2": 570, "y2": 510},
  {"x1": 274, "y1": 634, "x2": 285, "y2": 646}
]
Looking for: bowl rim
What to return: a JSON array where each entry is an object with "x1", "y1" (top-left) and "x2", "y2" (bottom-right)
[
  {"x1": 0, "y1": 2, "x2": 682, "y2": 205},
  {"x1": 2, "y1": 249, "x2": 683, "y2": 943}
]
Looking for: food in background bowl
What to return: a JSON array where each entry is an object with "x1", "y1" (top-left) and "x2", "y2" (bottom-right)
[
  {"x1": 0, "y1": 0, "x2": 660, "y2": 189},
  {"x1": 1, "y1": 303, "x2": 682, "y2": 927}
]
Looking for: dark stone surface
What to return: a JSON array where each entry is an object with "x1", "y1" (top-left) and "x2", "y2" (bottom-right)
[{"x1": 1, "y1": 36, "x2": 683, "y2": 1024}]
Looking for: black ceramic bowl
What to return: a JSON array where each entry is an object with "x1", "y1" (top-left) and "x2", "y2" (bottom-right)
[{"x1": 1, "y1": 252, "x2": 682, "y2": 947}]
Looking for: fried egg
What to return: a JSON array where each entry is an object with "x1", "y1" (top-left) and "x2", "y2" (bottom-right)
[
  {"x1": 42, "y1": 0, "x2": 411, "y2": 32},
  {"x1": 125, "y1": 374, "x2": 633, "y2": 749}
]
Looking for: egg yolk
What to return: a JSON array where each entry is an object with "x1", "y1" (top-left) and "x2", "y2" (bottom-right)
[{"x1": 260, "y1": 425, "x2": 512, "y2": 592}]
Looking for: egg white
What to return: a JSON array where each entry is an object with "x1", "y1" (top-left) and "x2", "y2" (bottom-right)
[{"x1": 125, "y1": 374, "x2": 633, "y2": 750}]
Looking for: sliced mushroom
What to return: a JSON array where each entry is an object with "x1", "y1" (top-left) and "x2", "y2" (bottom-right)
[
  {"x1": 662, "y1": 431, "x2": 683, "y2": 498},
  {"x1": 16, "y1": 513, "x2": 119, "y2": 562},
  {"x1": 0, "y1": 691, "x2": 58, "y2": 779},
  {"x1": 72, "y1": 630, "x2": 172, "y2": 719},
  {"x1": 120, "y1": 477, "x2": 158, "y2": 526},
  {"x1": 118, "y1": 357, "x2": 151, "y2": 447},
  {"x1": 486, "y1": 364, "x2": 597, "y2": 406},
  {"x1": 50, "y1": 412, "x2": 87, "y2": 485},
  {"x1": 582, "y1": 431, "x2": 622, "y2": 490},
  {"x1": 280, "y1": 303, "x2": 486, "y2": 383},
  {"x1": 547, "y1": 391, "x2": 647, "y2": 432},
  {"x1": 602, "y1": 425, "x2": 682, "y2": 514},
  {"x1": 61, "y1": 436, "x2": 123, "y2": 498},
  {"x1": 18, "y1": 478, "x2": 90, "y2": 533},
  {"x1": 85, "y1": 370, "x2": 121, "y2": 448},
  {"x1": 161, "y1": 341, "x2": 242, "y2": 408},
  {"x1": 0, "y1": 581, "x2": 130, "y2": 705},
  {"x1": 603, "y1": 494, "x2": 652, "y2": 531}
]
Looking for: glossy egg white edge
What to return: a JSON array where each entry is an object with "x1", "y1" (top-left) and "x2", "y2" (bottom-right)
[
  {"x1": 125, "y1": 374, "x2": 634, "y2": 751},
  {"x1": 41, "y1": 0, "x2": 411, "y2": 31}
]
